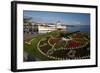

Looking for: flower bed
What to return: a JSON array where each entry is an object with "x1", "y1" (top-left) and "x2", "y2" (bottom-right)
[
  {"x1": 39, "y1": 38, "x2": 52, "y2": 53},
  {"x1": 48, "y1": 37, "x2": 61, "y2": 45},
  {"x1": 71, "y1": 33, "x2": 82, "y2": 38},
  {"x1": 65, "y1": 40, "x2": 81, "y2": 49}
]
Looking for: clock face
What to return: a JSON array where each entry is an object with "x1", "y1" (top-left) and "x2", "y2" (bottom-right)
[{"x1": 37, "y1": 31, "x2": 90, "y2": 60}]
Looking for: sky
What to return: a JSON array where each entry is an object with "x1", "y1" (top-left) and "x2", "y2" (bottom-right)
[{"x1": 23, "y1": 10, "x2": 90, "y2": 25}]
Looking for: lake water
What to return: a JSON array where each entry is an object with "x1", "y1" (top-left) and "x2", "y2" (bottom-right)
[{"x1": 66, "y1": 25, "x2": 90, "y2": 32}]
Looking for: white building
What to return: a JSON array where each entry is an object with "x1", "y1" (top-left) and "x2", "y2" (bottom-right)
[{"x1": 38, "y1": 21, "x2": 66, "y2": 33}]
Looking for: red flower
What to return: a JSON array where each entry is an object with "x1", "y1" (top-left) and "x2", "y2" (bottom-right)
[{"x1": 65, "y1": 40, "x2": 81, "y2": 49}]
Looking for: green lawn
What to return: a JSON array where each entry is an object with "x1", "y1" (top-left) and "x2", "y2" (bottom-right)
[{"x1": 24, "y1": 31, "x2": 60, "y2": 60}]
